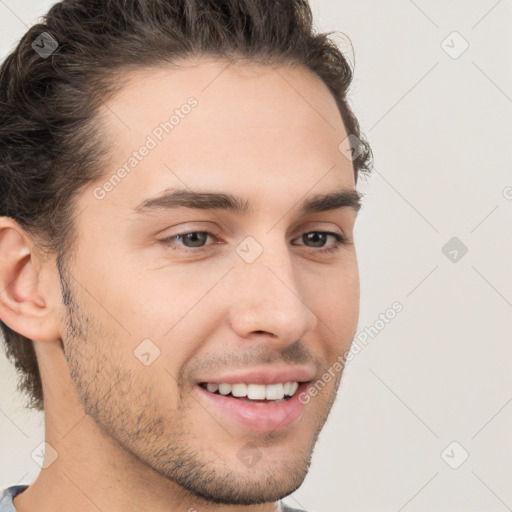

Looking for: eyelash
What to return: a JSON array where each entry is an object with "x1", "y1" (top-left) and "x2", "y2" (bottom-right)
[{"x1": 160, "y1": 230, "x2": 347, "y2": 255}]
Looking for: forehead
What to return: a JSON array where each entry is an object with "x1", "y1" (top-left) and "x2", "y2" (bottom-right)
[
  {"x1": 102, "y1": 58, "x2": 344, "y2": 130},
  {"x1": 83, "y1": 59, "x2": 355, "y2": 218}
]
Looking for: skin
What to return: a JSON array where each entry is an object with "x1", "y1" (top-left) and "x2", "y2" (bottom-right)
[{"x1": 0, "y1": 59, "x2": 360, "y2": 512}]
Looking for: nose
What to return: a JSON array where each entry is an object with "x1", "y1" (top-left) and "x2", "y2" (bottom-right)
[{"x1": 227, "y1": 239, "x2": 318, "y2": 347}]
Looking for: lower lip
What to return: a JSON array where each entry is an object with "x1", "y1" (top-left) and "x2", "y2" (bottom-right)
[{"x1": 195, "y1": 383, "x2": 309, "y2": 432}]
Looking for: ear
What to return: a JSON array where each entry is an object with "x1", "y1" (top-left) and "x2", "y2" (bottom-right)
[{"x1": 0, "y1": 217, "x2": 61, "y2": 342}]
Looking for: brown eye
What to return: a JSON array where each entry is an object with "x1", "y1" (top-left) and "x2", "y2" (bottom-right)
[
  {"x1": 293, "y1": 231, "x2": 346, "y2": 253},
  {"x1": 160, "y1": 231, "x2": 217, "y2": 252}
]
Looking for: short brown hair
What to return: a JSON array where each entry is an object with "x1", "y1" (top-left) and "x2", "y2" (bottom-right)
[{"x1": 0, "y1": 0, "x2": 372, "y2": 412}]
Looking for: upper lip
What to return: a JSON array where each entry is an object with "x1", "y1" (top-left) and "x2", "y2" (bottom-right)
[{"x1": 197, "y1": 366, "x2": 315, "y2": 386}]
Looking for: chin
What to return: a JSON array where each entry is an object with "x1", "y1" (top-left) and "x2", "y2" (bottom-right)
[{"x1": 176, "y1": 458, "x2": 311, "y2": 505}]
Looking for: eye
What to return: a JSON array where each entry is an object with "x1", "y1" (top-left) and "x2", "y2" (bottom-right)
[
  {"x1": 292, "y1": 231, "x2": 347, "y2": 253},
  {"x1": 160, "y1": 230, "x2": 347, "y2": 254},
  {"x1": 160, "y1": 231, "x2": 216, "y2": 252}
]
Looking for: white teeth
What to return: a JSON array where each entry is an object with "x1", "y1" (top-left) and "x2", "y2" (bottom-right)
[
  {"x1": 265, "y1": 383, "x2": 284, "y2": 400},
  {"x1": 247, "y1": 384, "x2": 266, "y2": 400},
  {"x1": 231, "y1": 383, "x2": 247, "y2": 397},
  {"x1": 203, "y1": 381, "x2": 300, "y2": 400},
  {"x1": 218, "y1": 383, "x2": 232, "y2": 395},
  {"x1": 289, "y1": 382, "x2": 299, "y2": 395},
  {"x1": 206, "y1": 383, "x2": 219, "y2": 393}
]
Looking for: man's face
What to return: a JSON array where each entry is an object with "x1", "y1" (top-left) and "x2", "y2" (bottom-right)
[{"x1": 59, "y1": 60, "x2": 359, "y2": 504}]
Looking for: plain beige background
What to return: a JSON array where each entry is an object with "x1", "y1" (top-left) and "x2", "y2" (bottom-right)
[{"x1": 1, "y1": 1, "x2": 511, "y2": 511}]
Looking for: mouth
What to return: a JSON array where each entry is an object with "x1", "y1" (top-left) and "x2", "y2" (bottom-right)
[
  {"x1": 195, "y1": 378, "x2": 312, "y2": 432},
  {"x1": 198, "y1": 381, "x2": 301, "y2": 403}
]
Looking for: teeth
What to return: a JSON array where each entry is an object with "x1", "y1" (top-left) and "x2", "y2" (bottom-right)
[
  {"x1": 218, "y1": 383, "x2": 231, "y2": 395},
  {"x1": 203, "y1": 381, "x2": 300, "y2": 400},
  {"x1": 231, "y1": 383, "x2": 247, "y2": 397},
  {"x1": 206, "y1": 383, "x2": 219, "y2": 393},
  {"x1": 247, "y1": 384, "x2": 266, "y2": 400},
  {"x1": 265, "y1": 383, "x2": 284, "y2": 400}
]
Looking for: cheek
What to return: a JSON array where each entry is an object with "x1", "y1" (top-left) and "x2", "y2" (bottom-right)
[
  {"x1": 96, "y1": 262, "x2": 214, "y2": 336},
  {"x1": 100, "y1": 270, "x2": 227, "y2": 381},
  {"x1": 310, "y1": 258, "x2": 359, "y2": 308},
  {"x1": 310, "y1": 263, "x2": 359, "y2": 354}
]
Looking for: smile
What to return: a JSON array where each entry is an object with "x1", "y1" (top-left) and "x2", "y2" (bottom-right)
[
  {"x1": 199, "y1": 381, "x2": 300, "y2": 401},
  {"x1": 195, "y1": 380, "x2": 312, "y2": 432}
]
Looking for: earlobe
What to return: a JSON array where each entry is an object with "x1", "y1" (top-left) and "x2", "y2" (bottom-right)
[{"x1": 0, "y1": 217, "x2": 61, "y2": 342}]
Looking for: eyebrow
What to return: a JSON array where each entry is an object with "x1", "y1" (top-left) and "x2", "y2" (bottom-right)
[{"x1": 134, "y1": 187, "x2": 362, "y2": 216}]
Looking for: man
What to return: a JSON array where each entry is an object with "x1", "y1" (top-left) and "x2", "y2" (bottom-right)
[{"x1": 0, "y1": 0, "x2": 372, "y2": 511}]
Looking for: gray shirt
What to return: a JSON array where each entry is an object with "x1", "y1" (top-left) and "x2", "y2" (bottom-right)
[{"x1": 0, "y1": 485, "x2": 310, "y2": 512}]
